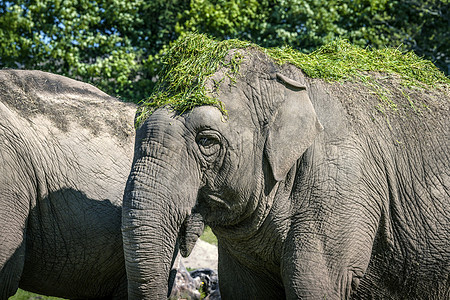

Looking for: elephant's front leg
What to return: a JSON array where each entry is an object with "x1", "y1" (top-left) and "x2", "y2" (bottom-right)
[
  {"x1": 218, "y1": 245, "x2": 286, "y2": 300},
  {"x1": 0, "y1": 209, "x2": 27, "y2": 300},
  {"x1": 281, "y1": 200, "x2": 381, "y2": 299},
  {"x1": 0, "y1": 150, "x2": 31, "y2": 299}
]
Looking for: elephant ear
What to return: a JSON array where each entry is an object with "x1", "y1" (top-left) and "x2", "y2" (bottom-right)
[{"x1": 265, "y1": 73, "x2": 323, "y2": 181}]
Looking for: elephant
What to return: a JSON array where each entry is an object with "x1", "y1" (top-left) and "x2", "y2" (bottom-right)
[
  {"x1": 122, "y1": 46, "x2": 450, "y2": 299},
  {"x1": 0, "y1": 70, "x2": 136, "y2": 299}
]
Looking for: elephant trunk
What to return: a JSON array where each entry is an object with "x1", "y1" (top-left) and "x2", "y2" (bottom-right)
[{"x1": 122, "y1": 150, "x2": 199, "y2": 299}]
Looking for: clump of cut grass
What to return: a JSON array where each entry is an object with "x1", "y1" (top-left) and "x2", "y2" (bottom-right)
[
  {"x1": 265, "y1": 40, "x2": 449, "y2": 88},
  {"x1": 135, "y1": 33, "x2": 251, "y2": 126},
  {"x1": 137, "y1": 33, "x2": 449, "y2": 126}
]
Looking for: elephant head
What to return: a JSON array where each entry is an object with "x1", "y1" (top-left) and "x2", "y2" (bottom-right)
[{"x1": 122, "y1": 49, "x2": 323, "y2": 299}]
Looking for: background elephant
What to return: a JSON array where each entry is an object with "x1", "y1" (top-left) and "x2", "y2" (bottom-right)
[
  {"x1": 0, "y1": 70, "x2": 136, "y2": 299},
  {"x1": 122, "y1": 43, "x2": 450, "y2": 299}
]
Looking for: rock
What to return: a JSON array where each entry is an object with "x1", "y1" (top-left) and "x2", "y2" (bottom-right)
[
  {"x1": 169, "y1": 263, "x2": 221, "y2": 300},
  {"x1": 190, "y1": 269, "x2": 220, "y2": 300},
  {"x1": 169, "y1": 239, "x2": 221, "y2": 299},
  {"x1": 181, "y1": 239, "x2": 218, "y2": 270},
  {"x1": 169, "y1": 262, "x2": 202, "y2": 300}
]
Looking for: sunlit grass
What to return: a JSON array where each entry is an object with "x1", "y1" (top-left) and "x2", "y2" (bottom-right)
[
  {"x1": 199, "y1": 226, "x2": 218, "y2": 246},
  {"x1": 9, "y1": 289, "x2": 65, "y2": 300}
]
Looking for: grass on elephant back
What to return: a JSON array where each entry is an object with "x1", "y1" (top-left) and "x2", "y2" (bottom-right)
[
  {"x1": 136, "y1": 32, "x2": 450, "y2": 127},
  {"x1": 9, "y1": 228, "x2": 217, "y2": 300}
]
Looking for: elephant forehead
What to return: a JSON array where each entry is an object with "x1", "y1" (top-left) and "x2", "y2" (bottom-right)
[
  {"x1": 185, "y1": 106, "x2": 224, "y2": 127},
  {"x1": 140, "y1": 108, "x2": 187, "y2": 141},
  {"x1": 185, "y1": 101, "x2": 254, "y2": 135}
]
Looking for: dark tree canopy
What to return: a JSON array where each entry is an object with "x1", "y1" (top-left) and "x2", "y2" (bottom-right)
[
  {"x1": 0, "y1": 0, "x2": 188, "y2": 100},
  {"x1": 0, "y1": 0, "x2": 448, "y2": 102}
]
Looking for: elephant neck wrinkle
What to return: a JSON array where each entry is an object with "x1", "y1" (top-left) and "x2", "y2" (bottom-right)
[
  {"x1": 215, "y1": 187, "x2": 290, "y2": 277},
  {"x1": 214, "y1": 179, "x2": 291, "y2": 245}
]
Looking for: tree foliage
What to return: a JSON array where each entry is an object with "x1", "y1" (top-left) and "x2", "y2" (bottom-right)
[
  {"x1": 388, "y1": 0, "x2": 449, "y2": 73},
  {"x1": 0, "y1": 0, "x2": 187, "y2": 100},
  {"x1": 0, "y1": 0, "x2": 448, "y2": 103},
  {"x1": 0, "y1": 0, "x2": 139, "y2": 99}
]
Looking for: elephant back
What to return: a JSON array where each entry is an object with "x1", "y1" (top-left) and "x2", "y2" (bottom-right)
[{"x1": 0, "y1": 69, "x2": 136, "y2": 143}]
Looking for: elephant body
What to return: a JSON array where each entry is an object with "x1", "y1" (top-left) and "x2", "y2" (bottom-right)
[
  {"x1": 123, "y1": 46, "x2": 450, "y2": 299},
  {"x1": 0, "y1": 70, "x2": 136, "y2": 299}
]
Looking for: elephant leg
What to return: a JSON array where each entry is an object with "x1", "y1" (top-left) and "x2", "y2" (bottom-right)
[
  {"x1": 0, "y1": 196, "x2": 28, "y2": 299},
  {"x1": 281, "y1": 208, "x2": 380, "y2": 300},
  {"x1": 0, "y1": 151, "x2": 31, "y2": 299},
  {"x1": 218, "y1": 245, "x2": 285, "y2": 300},
  {"x1": 0, "y1": 241, "x2": 26, "y2": 300},
  {"x1": 111, "y1": 273, "x2": 128, "y2": 300}
]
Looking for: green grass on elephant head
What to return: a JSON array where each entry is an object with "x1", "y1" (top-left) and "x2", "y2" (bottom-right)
[
  {"x1": 136, "y1": 32, "x2": 449, "y2": 127},
  {"x1": 9, "y1": 289, "x2": 66, "y2": 300}
]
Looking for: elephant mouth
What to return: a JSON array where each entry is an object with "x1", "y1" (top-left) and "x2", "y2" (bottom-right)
[
  {"x1": 207, "y1": 194, "x2": 230, "y2": 209},
  {"x1": 197, "y1": 191, "x2": 230, "y2": 210}
]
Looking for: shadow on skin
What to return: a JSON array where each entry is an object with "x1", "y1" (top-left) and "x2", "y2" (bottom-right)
[{"x1": 5, "y1": 188, "x2": 126, "y2": 299}]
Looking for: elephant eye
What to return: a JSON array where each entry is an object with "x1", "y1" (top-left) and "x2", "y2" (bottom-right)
[
  {"x1": 196, "y1": 131, "x2": 221, "y2": 157},
  {"x1": 198, "y1": 137, "x2": 215, "y2": 147}
]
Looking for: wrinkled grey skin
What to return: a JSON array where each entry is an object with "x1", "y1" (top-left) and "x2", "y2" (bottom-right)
[
  {"x1": 122, "y1": 50, "x2": 450, "y2": 299},
  {"x1": 0, "y1": 70, "x2": 135, "y2": 299}
]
